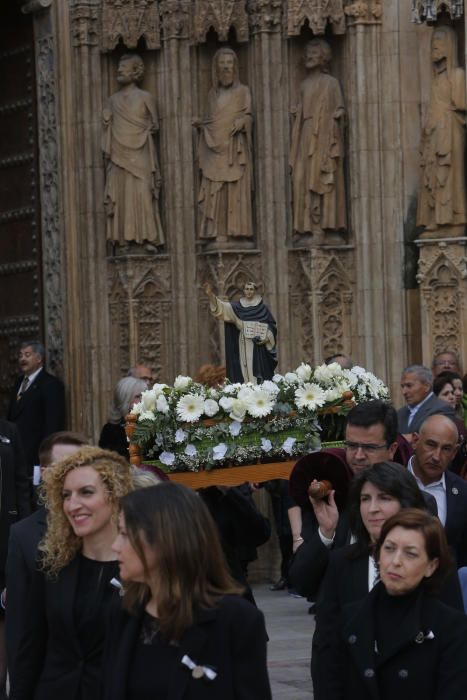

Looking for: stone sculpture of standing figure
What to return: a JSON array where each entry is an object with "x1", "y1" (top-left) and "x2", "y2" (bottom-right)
[
  {"x1": 203, "y1": 281, "x2": 277, "y2": 384},
  {"x1": 102, "y1": 54, "x2": 164, "y2": 247},
  {"x1": 417, "y1": 26, "x2": 467, "y2": 236},
  {"x1": 195, "y1": 48, "x2": 253, "y2": 243},
  {"x1": 289, "y1": 39, "x2": 346, "y2": 239}
]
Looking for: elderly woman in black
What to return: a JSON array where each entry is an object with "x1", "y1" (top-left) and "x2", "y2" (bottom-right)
[
  {"x1": 312, "y1": 461, "x2": 463, "y2": 699},
  {"x1": 330, "y1": 509, "x2": 467, "y2": 699},
  {"x1": 105, "y1": 482, "x2": 271, "y2": 700}
]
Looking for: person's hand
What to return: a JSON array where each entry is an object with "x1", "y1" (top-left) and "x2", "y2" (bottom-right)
[
  {"x1": 232, "y1": 116, "x2": 245, "y2": 133},
  {"x1": 308, "y1": 483, "x2": 338, "y2": 539}
]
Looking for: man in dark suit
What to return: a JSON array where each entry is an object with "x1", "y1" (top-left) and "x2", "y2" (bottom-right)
[
  {"x1": 397, "y1": 364, "x2": 455, "y2": 434},
  {"x1": 7, "y1": 341, "x2": 65, "y2": 481},
  {"x1": 408, "y1": 413, "x2": 467, "y2": 567},
  {"x1": 5, "y1": 431, "x2": 88, "y2": 683}
]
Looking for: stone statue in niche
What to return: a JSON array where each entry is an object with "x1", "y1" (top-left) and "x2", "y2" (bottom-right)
[
  {"x1": 289, "y1": 39, "x2": 346, "y2": 243},
  {"x1": 417, "y1": 25, "x2": 466, "y2": 238},
  {"x1": 202, "y1": 281, "x2": 277, "y2": 384},
  {"x1": 102, "y1": 54, "x2": 164, "y2": 249},
  {"x1": 194, "y1": 48, "x2": 253, "y2": 246}
]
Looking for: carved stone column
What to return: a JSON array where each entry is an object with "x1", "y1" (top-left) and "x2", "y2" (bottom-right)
[
  {"x1": 416, "y1": 238, "x2": 467, "y2": 364},
  {"x1": 344, "y1": 0, "x2": 406, "y2": 394}
]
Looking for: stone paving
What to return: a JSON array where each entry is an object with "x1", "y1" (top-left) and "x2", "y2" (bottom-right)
[{"x1": 252, "y1": 583, "x2": 315, "y2": 699}]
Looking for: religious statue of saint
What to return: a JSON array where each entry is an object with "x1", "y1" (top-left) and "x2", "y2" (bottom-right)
[
  {"x1": 194, "y1": 48, "x2": 253, "y2": 243},
  {"x1": 417, "y1": 26, "x2": 467, "y2": 236},
  {"x1": 289, "y1": 39, "x2": 346, "y2": 239},
  {"x1": 202, "y1": 281, "x2": 277, "y2": 384},
  {"x1": 102, "y1": 53, "x2": 164, "y2": 247}
]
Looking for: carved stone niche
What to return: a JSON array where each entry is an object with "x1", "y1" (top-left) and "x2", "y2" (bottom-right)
[
  {"x1": 313, "y1": 252, "x2": 353, "y2": 362},
  {"x1": 248, "y1": 0, "x2": 283, "y2": 34},
  {"x1": 70, "y1": 0, "x2": 100, "y2": 48},
  {"x1": 416, "y1": 241, "x2": 467, "y2": 364},
  {"x1": 287, "y1": 250, "x2": 314, "y2": 364},
  {"x1": 287, "y1": 0, "x2": 346, "y2": 36},
  {"x1": 108, "y1": 256, "x2": 173, "y2": 384},
  {"x1": 101, "y1": 0, "x2": 161, "y2": 51},
  {"x1": 412, "y1": 1, "x2": 464, "y2": 23},
  {"x1": 345, "y1": 0, "x2": 382, "y2": 26},
  {"x1": 194, "y1": 0, "x2": 249, "y2": 43},
  {"x1": 197, "y1": 251, "x2": 263, "y2": 368}
]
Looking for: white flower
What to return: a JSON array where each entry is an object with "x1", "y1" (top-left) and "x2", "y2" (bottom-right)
[
  {"x1": 175, "y1": 428, "x2": 187, "y2": 443},
  {"x1": 174, "y1": 375, "x2": 191, "y2": 390},
  {"x1": 184, "y1": 444, "x2": 197, "y2": 457},
  {"x1": 324, "y1": 387, "x2": 343, "y2": 403},
  {"x1": 282, "y1": 437, "x2": 296, "y2": 454},
  {"x1": 246, "y1": 389, "x2": 274, "y2": 418},
  {"x1": 219, "y1": 396, "x2": 234, "y2": 411},
  {"x1": 204, "y1": 399, "x2": 219, "y2": 417},
  {"x1": 261, "y1": 380, "x2": 280, "y2": 395},
  {"x1": 223, "y1": 383, "x2": 241, "y2": 395},
  {"x1": 237, "y1": 386, "x2": 255, "y2": 401},
  {"x1": 176, "y1": 393, "x2": 205, "y2": 422},
  {"x1": 295, "y1": 383, "x2": 327, "y2": 410},
  {"x1": 159, "y1": 451, "x2": 175, "y2": 466},
  {"x1": 139, "y1": 409, "x2": 156, "y2": 422},
  {"x1": 141, "y1": 389, "x2": 157, "y2": 412},
  {"x1": 273, "y1": 374, "x2": 284, "y2": 383},
  {"x1": 213, "y1": 443, "x2": 228, "y2": 460},
  {"x1": 295, "y1": 362, "x2": 312, "y2": 382},
  {"x1": 208, "y1": 388, "x2": 220, "y2": 400},
  {"x1": 284, "y1": 372, "x2": 299, "y2": 384},
  {"x1": 152, "y1": 383, "x2": 168, "y2": 396},
  {"x1": 229, "y1": 421, "x2": 242, "y2": 437},
  {"x1": 130, "y1": 401, "x2": 143, "y2": 415},
  {"x1": 229, "y1": 399, "x2": 247, "y2": 422},
  {"x1": 156, "y1": 394, "x2": 170, "y2": 414},
  {"x1": 261, "y1": 438, "x2": 272, "y2": 452}
]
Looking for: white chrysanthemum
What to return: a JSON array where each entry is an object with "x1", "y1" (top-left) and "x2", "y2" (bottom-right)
[
  {"x1": 246, "y1": 389, "x2": 274, "y2": 418},
  {"x1": 130, "y1": 401, "x2": 143, "y2": 416},
  {"x1": 141, "y1": 389, "x2": 157, "y2": 412},
  {"x1": 139, "y1": 409, "x2": 156, "y2": 422},
  {"x1": 176, "y1": 393, "x2": 205, "y2": 422},
  {"x1": 156, "y1": 394, "x2": 169, "y2": 414},
  {"x1": 219, "y1": 396, "x2": 234, "y2": 411},
  {"x1": 261, "y1": 380, "x2": 280, "y2": 395},
  {"x1": 223, "y1": 383, "x2": 242, "y2": 395},
  {"x1": 208, "y1": 388, "x2": 220, "y2": 400},
  {"x1": 152, "y1": 383, "x2": 168, "y2": 396},
  {"x1": 295, "y1": 383, "x2": 327, "y2": 410},
  {"x1": 237, "y1": 386, "x2": 255, "y2": 402},
  {"x1": 174, "y1": 375, "x2": 191, "y2": 390},
  {"x1": 342, "y1": 369, "x2": 358, "y2": 388},
  {"x1": 273, "y1": 374, "x2": 284, "y2": 384},
  {"x1": 229, "y1": 399, "x2": 247, "y2": 422},
  {"x1": 204, "y1": 399, "x2": 219, "y2": 417},
  {"x1": 284, "y1": 372, "x2": 299, "y2": 384},
  {"x1": 295, "y1": 362, "x2": 312, "y2": 382},
  {"x1": 324, "y1": 387, "x2": 343, "y2": 403}
]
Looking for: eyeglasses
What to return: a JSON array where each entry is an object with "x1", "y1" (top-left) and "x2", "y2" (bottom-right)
[{"x1": 344, "y1": 440, "x2": 388, "y2": 454}]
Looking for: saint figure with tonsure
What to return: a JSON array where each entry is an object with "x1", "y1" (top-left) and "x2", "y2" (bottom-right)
[
  {"x1": 203, "y1": 282, "x2": 277, "y2": 384},
  {"x1": 196, "y1": 48, "x2": 253, "y2": 241},
  {"x1": 102, "y1": 53, "x2": 164, "y2": 246}
]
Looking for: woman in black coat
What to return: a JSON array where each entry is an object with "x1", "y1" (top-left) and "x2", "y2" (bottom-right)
[
  {"x1": 106, "y1": 482, "x2": 272, "y2": 700},
  {"x1": 312, "y1": 462, "x2": 463, "y2": 699},
  {"x1": 328, "y1": 509, "x2": 467, "y2": 700},
  {"x1": 99, "y1": 376, "x2": 147, "y2": 458},
  {"x1": 9, "y1": 448, "x2": 133, "y2": 700}
]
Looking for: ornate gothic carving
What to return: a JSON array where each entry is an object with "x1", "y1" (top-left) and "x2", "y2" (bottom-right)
[
  {"x1": 108, "y1": 257, "x2": 172, "y2": 382},
  {"x1": 314, "y1": 252, "x2": 353, "y2": 360},
  {"x1": 101, "y1": 0, "x2": 161, "y2": 51},
  {"x1": 37, "y1": 35, "x2": 64, "y2": 376},
  {"x1": 194, "y1": 0, "x2": 249, "y2": 43},
  {"x1": 412, "y1": 1, "x2": 463, "y2": 23},
  {"x1": 288, "y1": 251, "x2": 314, "y2": 362},
  {"x1": 159, "y1": 0, "x2": 192, "y2": 40},
  {"x1": 70, "y1": 0, "x2": 99, "y2": 47},
  {"x1": 345, "y1": 0, "x2": 382, "y2": 25},
  {"x1": 287, "y1": 0, "x2": 346, "y2": 37},
  {"x1": 247, "y1": 0, "x2": 282, "y2": 34}
]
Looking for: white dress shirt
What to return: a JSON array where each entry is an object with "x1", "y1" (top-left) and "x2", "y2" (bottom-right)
[{"x1": 408, "y1": 456, "x2": 447, "y2": 525}]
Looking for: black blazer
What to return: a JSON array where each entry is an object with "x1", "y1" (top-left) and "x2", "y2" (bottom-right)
[
  {"x1": 397, "y1": 395, "x2": 455, "y2": 434},
  {"x1": 331, "y1": 583, "x2": 467, "y2": 700},
  {"x1": 443, "y1": 470, "x2": 467, "y2": 567},
  {"x1": 102, "y1": 595, "x2": 271, "y2": 700},
  {"x1": 0, "y1": 420, "x2": 31, "y2": 583},
  {"x1": 9, "y1": 555, "x2": 119, "y2": 700},
  {"x1": 7, "y1": 369, "x2": 65, "y2": 470},
  {"x1": 5, "y1": 507, "x2": 47, "y2": 679}
]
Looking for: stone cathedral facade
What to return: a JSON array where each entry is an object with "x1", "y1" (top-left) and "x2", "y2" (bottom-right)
[{"x1": 1, "y1": 0, "x2": 466, "y2": 439}]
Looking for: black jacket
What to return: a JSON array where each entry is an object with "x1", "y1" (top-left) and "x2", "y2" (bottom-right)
[
  {"x1": 329, "y1": 582, "x2": 467, "y2": 700},
  {"x1": 102, "y1": 595, "x2": 271, "y2": 700},
  {"x1": 443, "y1": 470, "x2": 467, "y2": 567},
  {"x1": 7, "y1": 369, "x2": 65, "y2": 470},
  {"x1": 6, "y1": 507, "x2": 47, "y2": 678},
  {"x1": 0, "y1": 420, "x2": 31, "y2": 584}
]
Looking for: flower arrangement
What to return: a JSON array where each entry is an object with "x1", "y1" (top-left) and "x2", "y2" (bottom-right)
[{"x1": 129, "y1": 362, "x2": 389, "y2": 473}]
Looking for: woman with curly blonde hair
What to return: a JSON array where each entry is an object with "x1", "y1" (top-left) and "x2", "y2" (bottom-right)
[{"x1": 10, "y1": 447, "x2": 133, "y2": 700}]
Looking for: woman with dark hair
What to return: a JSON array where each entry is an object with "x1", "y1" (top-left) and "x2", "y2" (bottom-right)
[
  {"x1": 105, "y1": 482, "x2": 271, "y2": 700},
  {"x1": 311, "y1": 462, "x2": 462, "y2": 700},
  {"x1": 433, "y1": 374, "x2": 456, "y2": 409},
  {"x1": 329, "y1": 509, "x2": 467, "y2": 699}
]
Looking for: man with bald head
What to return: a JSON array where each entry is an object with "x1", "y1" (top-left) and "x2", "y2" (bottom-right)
[{"x1": 409, "y1": 414, "x2": 467, "y2": 566}]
